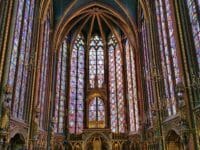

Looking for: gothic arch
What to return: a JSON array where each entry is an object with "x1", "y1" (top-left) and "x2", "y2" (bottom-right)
[
  {"x1": 68, "y1": 32, "x2": 85, "y2": 62},
  {"x1": 86, "y1": 95, "x2": 107, "y2": 129},
  {"x1": 53, "y1": 2, "x2": 138, "y2": 53},
  {"x1": 84, "y1": 132, "x2": 111, "y2": 150},
  {"x1": 138, "y1": 0, "x2": 151, "y2": 23},
  {"x1": 39, "y1": 0, "x2": 52, "y2": 22},
  {"x1": 165, "y1": 130, "x2": 182, "y2": 150},
  {"x1": 87, "y1": 93, "x2": 106, "y2": 103},
  {"x1": 9, "y1": 133, "x2": 26, "y2": 150},
  {"x1": 10, "y1": 127, "x2": 27, "y2": 142}
]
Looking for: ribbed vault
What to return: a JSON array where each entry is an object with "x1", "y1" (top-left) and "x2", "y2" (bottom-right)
[
  {"x1": 53, "y1": 3, "x2": 139, "y2": 52},
  {"x1": 53, "y1": 0, "x2": 138, "y2": 23}
]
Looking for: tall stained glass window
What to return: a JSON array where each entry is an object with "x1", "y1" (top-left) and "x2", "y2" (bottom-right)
[
  {"x1": 125, "y1": 40, "x2": 139, "y2": 132},
  {"x1": 54, "y1": 38, "x2": 68, "y2": 133},
  {"x1": 141, "y1": 20, "x2": 154, "y2": 127},
  {"x1": 7, "y1": 0, "x2": 35, "y2": 120},
  {"x1": 108, "y1": 35, "x2": 126, "y2": 133},
  {"x1": 69, "y1": 34, "x2": 85, "y2": 134},
  {"x1": 89, "y1": 35, "x2": 104, "y2": 88},
  {"x1": 89, "y1": 97, "x2": 105, "y2": 128},
  {"x1": 186, "y1": 0, "x2": 200, "y2": 69},
  {"x1": 38, "y1": 14, "x2": 50, "y2": 129},
  {"x1": 156, "y1": 0, "x2": 181, "y2": 116}
]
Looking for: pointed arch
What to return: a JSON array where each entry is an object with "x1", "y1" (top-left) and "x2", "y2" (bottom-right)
[
  {"x1": 89, "y1": 35, "x2": 104, "y2": 88},
  {"x1": 88, "y1": 97, "x2": 105, "y2": 128},
  {"x1": 54, "y1": 37, "x2": 68, "y2": 133},
  {"x1": 108, "y1": 35, "x2": 126, "y2": 133},
  {"x1": 125, "y1": 40, "x2": 139, "y2": 132},
  {"x1": 68, "y1": 34, "x2": 85, "y2": 134},
  {"x1": 53, "y1": 2, "x2": 138, "y2": 54},
  {"x1": 155, "y1": 0, "x2": 181, "y2": 116},
  {"x1": 7, "y1": 0, "x2": 36, "y2": 120}
]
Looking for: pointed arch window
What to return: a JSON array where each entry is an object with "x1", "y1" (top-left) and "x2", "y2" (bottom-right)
[
  {"x1": 141, "y1": 20, "x2": 154, "y2": 127},
  {"x1": 54, "y1": 38, "x2": 68, "y2": 133},
  {"x1": 108, "y1": 35, "x2": 126, "y2": 133},
  {"x1": 38, "y1": 14, "x2": 50, "y2": 129},
  {"x1": 156, "y1": 0, "x2": 181, "y2": 116},
  {"x1": 186, "y1": 0, "x2": 200, "y2": 69},
  {"x1": 89, "y1": 97, "x2": 105, "y2": 128},
  {"x1": 89, "y1": 35, "x2": 104, "y2": 88},
  {"x1": 125, "y1": 40, "x2": 139, "y2": 132},
  {"x1": 7, "y1": 0, "x2": 35, "y2": 120},
  {"x1": 69, "y1": 34, "x2": 85, "y2": 134}
]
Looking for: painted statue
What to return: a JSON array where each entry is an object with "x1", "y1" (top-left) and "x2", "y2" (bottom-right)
[{"x1": 0, "y1": 99, "x2": 10, "y2": 130}]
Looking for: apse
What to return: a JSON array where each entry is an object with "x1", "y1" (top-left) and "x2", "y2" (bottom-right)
[
  {"x1": 53, "y1": 6, "x2": 139, "y2": 135},
  {"x1": 1, "y1": 0, "x2": 200, "y2": 149}
]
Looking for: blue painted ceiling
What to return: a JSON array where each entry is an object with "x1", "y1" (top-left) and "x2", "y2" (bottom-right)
[{"x1": 53, "y1": 0, "x2": 138, "y2": 24}]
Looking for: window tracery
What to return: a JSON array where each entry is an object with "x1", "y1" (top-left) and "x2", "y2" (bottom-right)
[
  {"x1": 141, "y1": 20, "x2": 154, "y2": 127},
  {"x1": 53, "y1": 33, "x2": 141, "y2": 134},
  {"x1": 89, "y1": 35, "x2": 104, "y2": 88},
  {"x1": 108, "y1": 35, "x2": 126, "y2": 133},
  {"x1": 186, "y1": 0, "x2": 200, "y2": 69},
  {"x1": 156, "y1": 0, "x2": 181, "y2": 116},
  {"x1": 3, "y1": 2, "x2": 200, "y2": 149},
  {"x1": 38, "y1": 14, "x2": 50, "y2": 129},
  {"x1": 68, "y1": 34, "x2": 85, "y2": 134},
  {"x1": 89, "y1": 97, "x2": 105, "y2": 128},
  {"x1": 7, "y1": 0, "x2": 35, "y2": 120},
  {"x1": 125, "y1": 40, "x2": 139, "y2": 132},
  {"x1": 54, "y1": 38, "x2": 68, "y2": 133}
]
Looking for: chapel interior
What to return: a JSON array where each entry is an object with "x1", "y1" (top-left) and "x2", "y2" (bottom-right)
[{"x1": 0, "y1": 0, "x2": 200, "y2": 150}]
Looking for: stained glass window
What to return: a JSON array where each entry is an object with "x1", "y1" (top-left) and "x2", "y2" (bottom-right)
[
  {"x1": 186, "y1": 0, "x2": 200, "y2": 69},
  {"x1": 141, "y1": 20, "x2": 154, "y2": 127},
  {"x1": 38, "y1": 14, "x2": 50, "y2": 129},
  {"x1": 156, "y1": 0, "x2": 181, "y2": 116},
  {"x1": 125, "y1": 40, "x2": 139, "y2": 132},
  {"x1": 108, "y1": 35, "x2": 126, "y2": 133},
  {"x1": 89, "y1": 35, "x2": 104, "y2": 88},
  {"x1": 54, "y1": 38, "x2": 68, "y2": 133},
  {"x1": 89, "y1": 97, "x2": 105, "y2": 128},
  {"x1": 7, "y1": 0, "x2": 35, "y2": 120},
  {"x1": 69, "y1": 34, "x2": 85, "y2": 134}
]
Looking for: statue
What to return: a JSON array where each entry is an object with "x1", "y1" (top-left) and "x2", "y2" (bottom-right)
[
  {"x1": 0, "y1": 99, "x2": 10, "y2": 130},
  {"x1": 0, "y1": 85, "x2": 12, "y2": 131},
  {"x1": 0, "y1": 85, "x2": 12, "y2": 149},
  {"x1": 32, "y1": 106, "x2": 40, "y2": 140}
]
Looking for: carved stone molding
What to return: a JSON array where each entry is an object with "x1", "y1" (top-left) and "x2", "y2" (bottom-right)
[{"x1": 10, "y1": 119, "x2": 28, "y2": 140}]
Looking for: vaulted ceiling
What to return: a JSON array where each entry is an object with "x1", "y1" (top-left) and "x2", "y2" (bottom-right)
[{"x1": 53, "y1": 0, "x2": 138, "y2": 24}]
